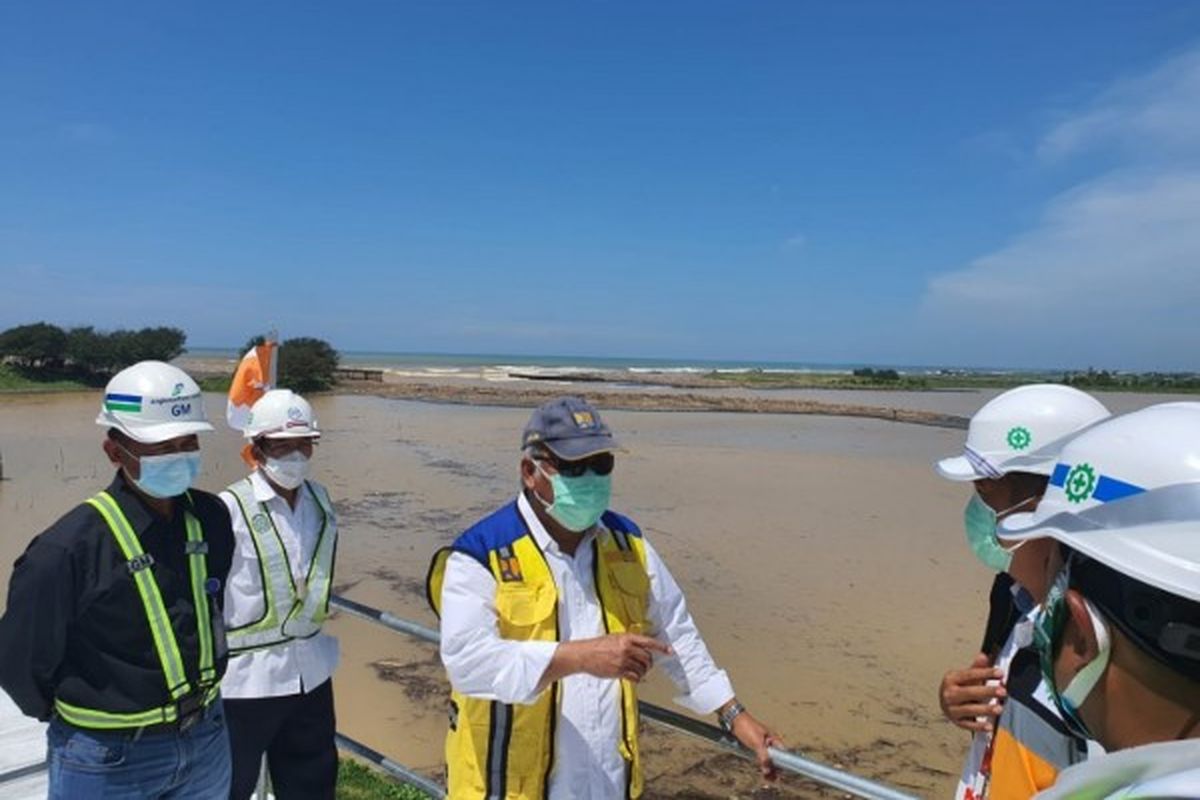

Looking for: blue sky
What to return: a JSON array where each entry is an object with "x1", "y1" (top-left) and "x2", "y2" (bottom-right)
[{"x1": 3, "y1": 2, "x2": 1200, "y2": 370}]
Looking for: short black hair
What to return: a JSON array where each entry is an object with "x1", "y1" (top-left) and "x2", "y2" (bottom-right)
[{"x1": 106, "y1": 428, "x2": 133, "y2": 446}]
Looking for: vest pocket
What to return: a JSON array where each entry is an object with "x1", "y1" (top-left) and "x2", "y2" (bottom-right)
[
  {"x1": 495, "y1": 583, "x2": 556, "y2": 629},
  {"x1": 608, "y1": 562, "x2": 649, "y2": 597}
]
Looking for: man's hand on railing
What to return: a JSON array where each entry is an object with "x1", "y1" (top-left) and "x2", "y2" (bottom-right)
[{"x1": 729, "y1": 710, "x2": 783, "y2": 782}]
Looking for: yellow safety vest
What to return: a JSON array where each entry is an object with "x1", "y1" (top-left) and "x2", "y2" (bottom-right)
[
  {"x1": 223, "y1": 477, "x2": 338, "y2": 653},
  {"x1": 54, "y1": 491, "x2": 219, "y2": 729},
  {"x1": 427, "y1": 503, "x2": 652, "y2": 800}
]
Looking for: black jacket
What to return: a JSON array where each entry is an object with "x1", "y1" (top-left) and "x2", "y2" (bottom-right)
[{"x1": 0, "y1": 472, "x2": 235, "y2": 721}]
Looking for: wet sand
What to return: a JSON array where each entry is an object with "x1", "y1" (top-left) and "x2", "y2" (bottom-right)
[{"x1": 0, "y1": 389, "x2": 1175, "y2": 797}]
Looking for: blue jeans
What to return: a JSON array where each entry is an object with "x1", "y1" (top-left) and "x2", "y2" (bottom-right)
[{"x1": 47, "y1": 698, "x2": 231, "y2": 799}]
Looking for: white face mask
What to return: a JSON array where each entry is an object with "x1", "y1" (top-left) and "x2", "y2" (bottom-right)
[{"x1": 261, "y1": 451, "x2": 311, "y2": 490}]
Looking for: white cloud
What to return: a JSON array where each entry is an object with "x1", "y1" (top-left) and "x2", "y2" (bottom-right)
[
  {"x1": 1038, "y1": 46, "x2": 1200, "y2": 162},
  {"x1": 923, "y1": 44, "x2": 1200, "y2": 369},
  {"x1": 927, "y1": 170, "x2": 1200, "y2": 314}
]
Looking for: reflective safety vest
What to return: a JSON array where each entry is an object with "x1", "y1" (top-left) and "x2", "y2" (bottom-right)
[
  {"x1": 427, "y1": 502, "x2": 652, "y2": 800},
  {"x1": 54, "y1": 491, "x2": 219, "y2": 729},
  {"x1": 224, "y1": 477, "x2": 337, "y2": 653}
]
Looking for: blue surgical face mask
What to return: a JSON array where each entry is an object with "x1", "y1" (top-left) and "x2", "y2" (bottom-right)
[
  {"x1": 129, "y1": 451, "x2": 202, "y2": 498},
  {"x1": 963, "y1": 493, "x2": 1032, "y2": 572},
  {"x1": 534, "y1": 462, "x2": 611, "y2": 533}
]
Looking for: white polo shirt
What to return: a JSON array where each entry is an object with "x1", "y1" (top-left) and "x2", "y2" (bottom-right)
[
  {"x1": 439, "y1": 492, "x2": 735, "y2": 800},
  {"x1": 220, "y1": 470, "x2": 340, "y2": 699}
]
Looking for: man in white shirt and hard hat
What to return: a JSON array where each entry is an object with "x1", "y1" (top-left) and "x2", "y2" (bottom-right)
[
  {"x1": 427, "y1": 396, "x2": 780, "y2": 800},
  {"x1": 220, "y1": 389, "x2": 340, "y2": 800},
  {"x1": 996, "y1": 403, "x2": 1200, "y2": 797},
  {"x1": 934, "y1": 385, "x2": 1110, "y2": 799}
]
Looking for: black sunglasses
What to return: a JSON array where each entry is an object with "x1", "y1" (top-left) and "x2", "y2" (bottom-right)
[{"x1": 537, "y1": 452, "x2": 615, "y2": 477}]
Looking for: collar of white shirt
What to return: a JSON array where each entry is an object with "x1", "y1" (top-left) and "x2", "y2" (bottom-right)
[{"x1": 516, "y1": 491, "x2": 598, "y2": 559}]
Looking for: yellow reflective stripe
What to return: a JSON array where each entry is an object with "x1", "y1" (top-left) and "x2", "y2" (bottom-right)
[
  {"x1": 225, "y1": 480, "x2": 292, "y2": 645},
  {"x1": 86, "y1": 493, "x2": 191, "y2": 699},
  {"x1": 54, "y1": 697, "x2": 174, "y2": 728},
  {"x1": 54, "y1": 684, "x2": 221, "y2": 729},
  {"x1": 185, "y1": 512, "x2": 215, "y2": 684},
  {"x1": 287, "y1": 481, "x2": 336, "y2": 632}
]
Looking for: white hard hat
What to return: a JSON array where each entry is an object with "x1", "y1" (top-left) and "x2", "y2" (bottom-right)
[
  {"x1": 96, "y1": 361, "x2": 214, "y2": 444},
  {"x1": 244, "y1": 389, "x2": 320, "y2": 440},
  {"x1": 936, "y1": 384, "x2": 1110, "y2": 482},
  {"x1": 999, "y1": 403, "x2": 1200, "y2": 602}
]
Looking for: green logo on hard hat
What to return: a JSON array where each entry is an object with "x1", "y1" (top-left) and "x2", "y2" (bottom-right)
[
  {"x1": 1006, "y1": 426, "x2": 1032, "y2": 450},
  {"x1": 1064, "y1": 463, "x2": 1098, "y2": 503}
]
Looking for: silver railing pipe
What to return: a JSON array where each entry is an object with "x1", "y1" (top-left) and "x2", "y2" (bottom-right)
[
  {"x1": 335, "y1": 732, "x2": 447, "y2": 798},
  {"x1": 329, "y1": 594, "x2": 920, "y2": 800}
]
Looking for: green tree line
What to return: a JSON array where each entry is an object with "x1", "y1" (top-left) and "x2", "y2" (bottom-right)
[{"x1": 0, "y1": 322, "x2": 186, "y2": 377}]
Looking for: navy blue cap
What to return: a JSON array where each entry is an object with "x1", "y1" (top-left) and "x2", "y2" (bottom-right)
[{"x1": 522, "y1": 396, "x2": 619, "y2": 460}]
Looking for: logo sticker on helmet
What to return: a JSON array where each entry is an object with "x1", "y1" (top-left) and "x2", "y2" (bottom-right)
[
  {"x1": 1007, "y1": 426, "x2": 1032, "y2": 450},
  {"x1": 171, "y1": 382, "x2": 185, "y2": 397},
  {"x1": 104, "y1": 393, "x2": 143, "y2": 413},
  {"x1": 1064, "y1": 463, "x2": 1098, "y2": 503}
]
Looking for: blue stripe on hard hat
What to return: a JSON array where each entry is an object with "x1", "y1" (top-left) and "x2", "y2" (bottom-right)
[
  {"x1": 1050, "y1": 462, "x2": 1146, "y2": 503},
  {"x1": 1092, "y1": 476, "x2": 1146, "y2": 502},
  {"x1": 106, "y1": 393, "x2": 142, "y2": 403},
  {"x1": 1051, "y1": 463, "x2": 1070, "y2": 487}
]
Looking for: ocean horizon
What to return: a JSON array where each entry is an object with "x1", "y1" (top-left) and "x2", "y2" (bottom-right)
[{"x1": 184, "y1": 347, "x2": 1060, "y2": 377}]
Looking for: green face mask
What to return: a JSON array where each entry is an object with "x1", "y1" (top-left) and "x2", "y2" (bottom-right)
[
  {"x1": 535, "y1": 463, "x2": 612, "y2": 532},
  {"x1": 963, "y1": 493, "x2": 1031, "y2": 572}
]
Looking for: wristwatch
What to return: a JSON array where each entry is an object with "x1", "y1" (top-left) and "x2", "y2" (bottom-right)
[{"x1": 718, "y1": 700, "x2": 746, "y2": 732}]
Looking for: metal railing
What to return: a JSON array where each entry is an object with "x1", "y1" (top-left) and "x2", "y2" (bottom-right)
[{"x1": 330, "y1": 594, "x2": 920, "y2": 800}]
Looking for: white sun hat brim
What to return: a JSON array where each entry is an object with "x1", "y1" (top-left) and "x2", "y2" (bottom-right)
[{"x1": 935, "y1": 455, "x2": 982, "y2": 482}]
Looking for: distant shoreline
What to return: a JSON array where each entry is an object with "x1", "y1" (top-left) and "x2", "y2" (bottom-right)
[
  {"x1": 334, "y1": 378, "x2": 972, "y2": 429},
  {"x1": 8, "y1": 353, "x2": 1197, "y2": 429}
]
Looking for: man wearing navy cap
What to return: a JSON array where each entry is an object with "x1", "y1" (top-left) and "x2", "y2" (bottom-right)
[{"x1": 427, "y1": 396, "x2": 779, "y2": 799}]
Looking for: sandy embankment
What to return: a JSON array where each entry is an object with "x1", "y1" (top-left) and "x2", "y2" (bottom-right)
[{"x1": 174, "y1": 354, "x2": 972, "y2": 429}]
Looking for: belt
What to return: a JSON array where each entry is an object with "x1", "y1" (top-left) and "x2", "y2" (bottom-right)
[
  {"x1": 55, "y1": 686, "x2": 221, "y2": 737},
  {"x1": 138, "y1": 688, "x2": 219, "y2": 735}
]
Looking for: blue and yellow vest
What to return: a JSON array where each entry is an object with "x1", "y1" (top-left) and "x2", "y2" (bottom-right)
[{"x1": 427, "y1": 501, "x2": 652, "y2": 800}]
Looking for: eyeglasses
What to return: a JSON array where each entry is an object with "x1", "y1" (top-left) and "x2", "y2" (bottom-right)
[
  {"x1": 535, "y1": 452, "x2": 615, "y2": 477},
  {"x1": 258, "y1": 438, "x2": 318, "y2": 458}
]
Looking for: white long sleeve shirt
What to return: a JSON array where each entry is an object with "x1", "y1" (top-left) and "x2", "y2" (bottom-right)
[
  {"x1": 220, "y1": 470, "x2": 339, "y2": 699},
  {"x1": 439, "y1": 493, "x2": 735, "y2": 800}
]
